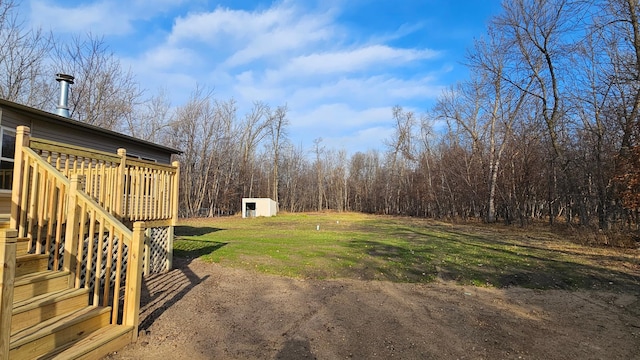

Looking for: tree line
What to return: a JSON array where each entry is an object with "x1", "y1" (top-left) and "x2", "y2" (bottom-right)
[{"x1": 2, "y1": 0, "x2": 640, "y2": 236}]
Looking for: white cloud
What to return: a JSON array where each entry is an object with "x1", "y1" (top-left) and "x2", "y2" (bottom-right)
[
  {"x1": 224, "y1": 12, "x2": 336, "y2": 67},
  {"x1": 322, "y1": 126, "x2": 395, "y2": 155},
  {"x1": 140, "y1": 45, "x2": 201, "y2": 69},
  {"x1": 167, "y1": 3, "x2": 337, "y2": 67},
  {"x1": 291, "y1": 104, "x2": 389, "y2": 131},
  {"x1": 274, "y1": 45, "x2": 439, "y2": 79},
  {"x1": 236, "y1": 71, "x2": 254, "y2": 83},
  {"x1": 283, "y1": 76, "x2": 443, "y2": 109},
  {"x1": 286, "y1": 104, "x2": 394, "y2": 155},
  {"x1": 29, "y1": 0, "x2": 186, "y2": 35},
  {"x1": 167, "y1": 7, "x2": 250, "y2": 44},
  {"x1": 30, "y1": 1, "x2": 133, "y2": 35},
  {"x1": 132, "y1": 0, "x2": 188, "y2": 8}
]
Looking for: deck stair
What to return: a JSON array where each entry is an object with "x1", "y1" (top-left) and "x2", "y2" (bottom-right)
[
  {"x1": 7, "y1": 238, "x2": 133, "y2": 360},
  {"x1": 0, "y1": 127, "x2": 179, "y2": 360}
]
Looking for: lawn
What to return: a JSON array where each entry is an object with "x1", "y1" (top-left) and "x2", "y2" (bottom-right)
[{"x1": 174, "y1": 212, "x2": 640, "y2": 290}]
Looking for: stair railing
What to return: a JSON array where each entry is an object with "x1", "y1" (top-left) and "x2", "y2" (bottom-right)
[
  {"x1": 9, "y1": 126, "x2": 149, "y2": 341},
  {"x1": 11, "y1": 127, "x2": 179, "y2": 277},
  {"x1": 65, "y1": 174, "x2": 144, "y2": 338},
  {"x1": 25, "y1": 129, "x2": 179, "y2": 267}
]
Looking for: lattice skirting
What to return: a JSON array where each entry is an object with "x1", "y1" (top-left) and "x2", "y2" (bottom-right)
[
  {"x1": 144, "y1": 226, "x2": 172, "y2": 275},
  {"x1": 34, "y1": 225, "x2": 173, "y2": 284},
  {"x1": 43, "y1": 233, "x2": 129, "y2": 295}
]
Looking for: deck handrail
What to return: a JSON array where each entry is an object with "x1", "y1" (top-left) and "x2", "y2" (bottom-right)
[
  {"x1": 29, "y1": 137, "x2": 121, "y2": 164},
  {"x1": 25, "y1": 132, "x2": 179, "y2": 223},
  {"x1": 66, "y1": 174, "x2": 144, "y2": 333},
  {"x1": 8, "y1": 126, "x2": 152, "y2": 340}
]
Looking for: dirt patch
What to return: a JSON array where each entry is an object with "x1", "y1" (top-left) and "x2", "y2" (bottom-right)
[{"x1": 105, "y1": 257, "x2": 640, "y2": 359}]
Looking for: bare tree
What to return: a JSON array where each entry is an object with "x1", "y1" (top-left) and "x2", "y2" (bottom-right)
[
  {"x1": 0, "y1": 0, "x2": 51, "y2": 108},
  {"x1": 51, "y1": 34, "x2": 142, "y2": 130},
  {"x1": 465, "y1": 27, "x2": 532, "y2": 223},
  {"x1": 382, "y1": 106, "x2": 417, "y2": 214},
  {"x1": 279, "y1": 143, "x2": 309, "y2": 212},
  {"x1": 268, "y1": 105, "x2": 289, "y2": 205},
  {"x1": 312, "y1": 137, "x2": 325, "y2": 211},
  {"x1": 208, "y1": 98, "x2": 241, "y2": 216},
  {"x1": 418, "y1": 113, "x2": 439, "y2": 217},
  {"x1": 239, "y1": 101, "x2": 271, "y2": 197},
  {"x1": 326, "y1": 149, "x2": 348, "y2": 211},
  {"x1": 128, "y1": 87, "x2": 173, "y2": 142},
  {"x1": 492, "y1": 0, "x2": 587, "y2": 224},
  {"x1": 601, "y1": 0, "x2": 640, "y2": 151},
  {"x1": 436, "y1": 83, "x2": 485, "y2": 219},
  {"x1": 597, "y1": 0, "x2": 640, "y2": 227},
  {"x1": 167, "y1": 86, "x2": 218, "y2": 217}
]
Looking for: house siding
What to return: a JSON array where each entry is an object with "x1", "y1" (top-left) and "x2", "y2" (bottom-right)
[{"x1": 0, "y1": 107, "x2": 173, "y2": 164}]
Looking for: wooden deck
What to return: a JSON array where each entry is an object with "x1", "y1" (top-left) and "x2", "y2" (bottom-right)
[{"x1": 0, "y1": 126, "x2": 180, "y2": 359}]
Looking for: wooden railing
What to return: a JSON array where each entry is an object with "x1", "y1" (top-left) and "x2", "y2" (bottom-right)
[
  {"x1": 65, "y1": 175, "x2": 144, "y2": 337},
  {"x1": 9, "y1": 127, "x2": 178, "y2": 246},
  {"x1": 5, "y1": 125, "x2": 179, "y2": 341},
  {"x1": 9, "y1": 137, "x2": 145, "y2": 331},
  {"x1": 24, "y1": 131, "x2": 179, "y2": 224},
  {"x1": 12, "y1": 145, "x2": 69, "y2": 260},
  {"x1": 119, "y1": 157, "x2": 179, "y2": 223}
]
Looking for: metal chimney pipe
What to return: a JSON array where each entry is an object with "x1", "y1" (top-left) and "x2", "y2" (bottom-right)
[{"x1": 55, "y1": 73, "x2": 74, "y2": 118}]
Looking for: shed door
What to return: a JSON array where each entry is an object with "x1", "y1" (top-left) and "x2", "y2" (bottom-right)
[{"x1": 245, "y1": 202, "x2": 256, "y2": 218}]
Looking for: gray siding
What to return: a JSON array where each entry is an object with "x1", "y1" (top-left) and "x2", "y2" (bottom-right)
[{"x1": 0, "y1": 107, "x2": 175, "y2": 164}]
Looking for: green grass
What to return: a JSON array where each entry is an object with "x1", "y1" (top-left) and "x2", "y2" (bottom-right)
[{"x1": 174, "y1": 212, "x2": 640, "y2": 290}]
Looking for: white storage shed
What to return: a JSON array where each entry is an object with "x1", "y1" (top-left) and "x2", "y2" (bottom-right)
[{"x1": 242, "y1": 198, "x2": 278, "y2": 218}]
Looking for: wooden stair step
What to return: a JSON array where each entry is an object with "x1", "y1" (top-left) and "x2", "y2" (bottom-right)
[
  {"x1": 47, "y1": 324, "x2": 133, "y2": 360},
  {"x1": 13, "y1": 271, "x2": 70, "y2": 303},
  {"x1": 15, "y1": 253, "x2": 49, "y2": 276},
  {"x1": 10, "y1": 306, "x2": 112, "y2": 360},
  {"x1": 16, "y1": 237, "x2": 31, "y2": 255},
  {"x1": 12, "y1": 288, "x2": 90, "y2": 334}
]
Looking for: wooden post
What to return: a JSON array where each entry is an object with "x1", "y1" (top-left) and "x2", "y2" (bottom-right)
[
  {"x1": 143, "y1": 228, "x2": 151, "y2": 276},
  {"x1": 116, "y1": 148, "x2": 127, "y2": 221},
  {"x1": 27, "y1": 162, "x2": 39, "y2": 251},
  {"x1": 10, "y1": 126, "x2": 30, "y2": 230},
  {"x1": 124, "y1": 221, "x2": 145, "y2": 341},
  {"x1": 63, "y1": 175, "x2": 83, "y2": 287},
  {"x1": 171, "y1": 161, "x2": 179, "y2": 226},
  {"x1": 0, "y1": 229, "x2": 17, "y2": 359},
  {"x1": 166, "y1": 225, "x2": 174, "y2": 271},
  {"x1": 168, "y1": 161, "x2": 179, "y2": 272}
]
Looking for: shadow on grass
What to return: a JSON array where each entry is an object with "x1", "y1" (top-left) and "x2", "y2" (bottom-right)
[
  {"x1": 420, "y1": 228, "x2": 640, "y2": 291},
  {"x1": 448, "y1": 229, "x2": 639, "y2": 264},
  {"x1": 173, "y1": 239, "x2": 228, "y2": 259},
  {"x1": 340, "y1": 239, "x2": 436, "y2": 283},
  {"x1": 345, "y1": 228, "x2": 640, "y2": 292},
  {"x1": 175, "y1": 226, "x2": 224, "y2": 237}
]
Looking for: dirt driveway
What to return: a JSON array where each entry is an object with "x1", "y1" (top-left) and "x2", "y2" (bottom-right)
[{"x1": 105, "y1": 257, "x2": 640, "y2": 359}]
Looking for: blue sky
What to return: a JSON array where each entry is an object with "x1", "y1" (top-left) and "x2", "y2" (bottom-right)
[{"x1": 26, "y1": 0, "x2": 503, "y2": 154}]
